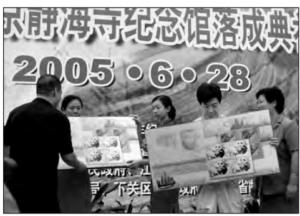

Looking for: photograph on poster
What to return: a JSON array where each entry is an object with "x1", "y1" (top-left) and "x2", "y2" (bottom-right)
[
  {"x1": 180, "y1": 129, "x2": 198, "y2": 151},
  {"x1": 59, "y1": 117, "x2": 142, "y2": 169},
  {"x1": 84, "y1": 136, "x2": 124, "y2": 163},
  {"x1": 203, "y1": 119, "x2": 234, "y2": 138},
  {"x1": 225, "y1": 156, "x2": 254, "y2": 175},
  {"x1": 206, "y1": 144, "x2": 225, "y2": 160},
  {"x1": 86, "y1": 148, "x2": 123, "y2": 163},
  {"x1": 230, "y1": 112, "x2": 271, "y2": 130},
  {"x1": 231, "y1": 127, "x2": 264, "y2": 159},
  {"x1": 241, "y1": 127, "x2": 258, "y2": 140},
  {"x1": 207, "y1": 139, "x2": 254, "y2": 179},
  {"x1": 203, "y1": 111, "x2": 272, "y2": 138},
  {"x1": 220, "y1": 131, "x2": 235, "y2": 143},
  {"x1": 236, "y1": 156, "x2": 252, "y2": 172},
  {"x1": 226, "y1": 140, "x2": 249, "y2": 156},
  {"x1": 85, "y1": 136, "x2": 120, "y2": 148},
  {"x1": 156, "y1": 134, "x2": 177, "y2": 149},
  {"x1": 208, "y1": 160, "x2": 228, "y2": 177}
]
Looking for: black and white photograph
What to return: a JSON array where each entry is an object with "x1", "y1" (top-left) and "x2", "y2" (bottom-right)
[{"x1": 3, "y1": 5, "x2": 298, "y2": 214}]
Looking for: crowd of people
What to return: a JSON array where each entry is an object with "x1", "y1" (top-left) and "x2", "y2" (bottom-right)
[{"x1": 4, "y1": 74, "x2": 299, "y2": 213}]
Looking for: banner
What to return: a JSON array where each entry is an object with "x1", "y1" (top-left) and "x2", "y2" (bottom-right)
[
  {"x1": 146, "y1": 110, "x2": 279, "y2": 192},
  {"x1": 3, "y1": 7, "x2": 298, "y2": 213}
]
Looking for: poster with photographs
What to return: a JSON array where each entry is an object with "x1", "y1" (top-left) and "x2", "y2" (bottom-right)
[
  {"x1": 85, "y1": 136, "x2": 124, "y2": 164},
  {"x1": 207, "y1": 140, "x2": 254, "y2": 179},
  {"x1": 58, "y1": 117, "x2": 142, "y2": 169},
  {"x1": 146, "y1": 110, "x2": 280, "y2": 192}
]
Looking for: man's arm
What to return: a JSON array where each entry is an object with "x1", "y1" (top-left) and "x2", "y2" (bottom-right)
[
  {"x1": 127, "y1": 159, "x2": 149, "y2": 169},
  {"x1": 4, "y1": 117, "x2": 13, "y2": 157},
  {"x1": 58, "y1": 116, "x2": 87, "y2": 172},
  {"x1": 289, "y1": 151, "x2": 298, "y2": 185},
  {"x1": 61, "y1": 152, "x2": 86, "y2": 172},
  {"x1": 4, "y1": 125, "x2": 10, "y2": 157},
  {"x1": 4, "y1": 118, "x2": 18, "y2": 182},
  {"x1": 4, "y1": 145, "x2": 10, "y2": 157},
  {"x1": 284, "y1": 121, "x2": 299, "y2": 186}
]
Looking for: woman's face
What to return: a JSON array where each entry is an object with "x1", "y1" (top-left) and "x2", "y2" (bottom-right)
[
  {"x1": 64, "y1": 99, "x2": 82, "y2": 117},
  {"x1": 257, "y1": 95, "x2": 275, "y2": 113},
  {"x1": 151, "y1": 100, "x2": 170, "y2": 121}
]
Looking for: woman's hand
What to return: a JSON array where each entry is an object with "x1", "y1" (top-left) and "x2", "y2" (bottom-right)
[
  {"x1": 269, "y1": 137, "x2": 279, "y2": 147},
  {"x1": 127, "y1": 159, "x2": 145, "y2": 170},
  {"x1": 130, "y1": 115, "x2": 142, "y2": 126}
]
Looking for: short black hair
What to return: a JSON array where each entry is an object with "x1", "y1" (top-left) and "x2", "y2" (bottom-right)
[
  {"x1": 36, "y1": 75, "x2": 61, "y2": 96},
  {"x1": 196, "y1": 83, "x2": 222, "y2": 105},
  {"x1": 256, "y1": 87, "x2": 285, "y2": 114},
  {"x1": 61, "y1": 95, "x2": 83, "y2": 111}
]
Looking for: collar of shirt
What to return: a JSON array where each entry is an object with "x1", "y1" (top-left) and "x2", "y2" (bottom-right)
[
  {"x1": 33, "y1": 98, "x2": 53, "y2": 108},
  {"x1": 272, "y1": 114, "x2": 284, "y2": 130}
]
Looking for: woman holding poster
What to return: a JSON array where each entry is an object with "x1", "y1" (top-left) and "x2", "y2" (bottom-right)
[
  {"x1": 255, "y1": 87, "x2": 299, "y2": 213},
  {"x1": 57, "y1": 95, "x2": 92, "y2": 213},
  {"x1": 129, "y1": 95, "x2": 180, "y2": 213}
]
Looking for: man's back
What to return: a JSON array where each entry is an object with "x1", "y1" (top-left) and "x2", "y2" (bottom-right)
[
  {"x1": 5, "y1": 98, "x2": 73, "y2": 180},
  {"x1": 5, "y1": 98, "x2": 74, "y2": 213}
]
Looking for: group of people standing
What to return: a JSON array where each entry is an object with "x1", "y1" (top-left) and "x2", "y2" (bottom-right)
[{"x1": 4, "y1": 74, "x2": 299, "y2": 213}]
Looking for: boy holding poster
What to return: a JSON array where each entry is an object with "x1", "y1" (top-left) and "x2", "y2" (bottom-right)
[{"x1": 193, "y1": 83, "x2": 244, "y2": 213}]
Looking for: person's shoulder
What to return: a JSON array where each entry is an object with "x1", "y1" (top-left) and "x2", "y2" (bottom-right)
[
  {"x1": 172, "y1": 117, "x2": 183, "y2": 125},
  {"x1": 8, "y1": 102, "x2": 32, "y2": 118},
  {"x1": 51, "y1": 108, "x2": 69, "y2": 121},
  {"x1": 282, "y1": 116, "x2": 293, "y2": 125},
  {"x1": 281, "y1": 116, "x2": 298, "y2": 132}
]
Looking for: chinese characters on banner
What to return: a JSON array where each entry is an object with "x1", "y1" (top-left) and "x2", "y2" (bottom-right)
[
  {"x1": 4, "y1": 8, "x2": 299, "y2": 54},
  {"x1": 88, "y1": 166, "x2": 254, "y2": 197}
]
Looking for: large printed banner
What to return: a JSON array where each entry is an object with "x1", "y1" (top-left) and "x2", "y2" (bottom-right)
[
  {"x1": 4, "y1": 7, "x2": 298, "y2": 213},
  {"x1": 146, "y1": 110, "x2": 279, "y2": 192},
  {"x1": 4, "y1": 8, "x2": 299, "y2": 125}
]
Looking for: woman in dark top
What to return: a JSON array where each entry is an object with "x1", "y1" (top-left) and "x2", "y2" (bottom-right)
[{"x1": 129, "y1": 95, "x2": 180, "y2": 213}]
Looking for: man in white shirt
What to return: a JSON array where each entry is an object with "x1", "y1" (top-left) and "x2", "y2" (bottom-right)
[{"x1": 194, "y1": 82, "x2": 244, "y2": 213}]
